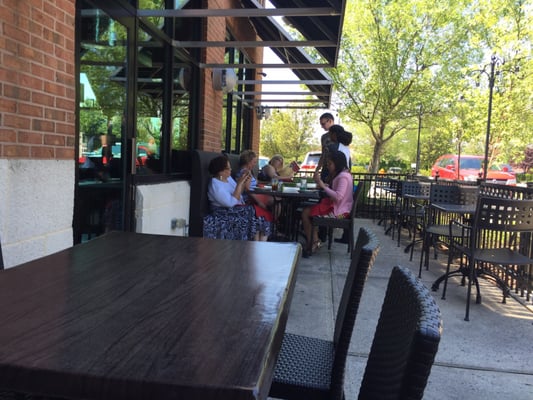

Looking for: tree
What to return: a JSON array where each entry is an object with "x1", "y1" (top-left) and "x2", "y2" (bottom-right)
[
  {"x1": 259, "y1": 108, "x2": 317, "y2": 162},
  {"x1": 329, "y1": 0, "x2": 477, "y2": 172}
]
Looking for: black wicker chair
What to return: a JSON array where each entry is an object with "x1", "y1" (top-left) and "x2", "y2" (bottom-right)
[
  {"x1": 443, "y1": 196, "x2": 533, "y2": 321},
  {"x1": 311, "y1": 183, "x2": 363, "y2": 254},
  {"x1": 269, "y1": 227, "x2": 380, "y2": 400},
  {"x1": 0, "y1": 233, "x2": 3, "y2": 270},
  {"x1": 357, "y1": 265, "x2": 442, "y2": 400}
]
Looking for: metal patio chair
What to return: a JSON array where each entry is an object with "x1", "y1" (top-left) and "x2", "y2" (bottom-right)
[
  {"x1": 417, "y1": 184, "x2": 478, "y2": 278},
  {"x1": 443, "y1": 196, "x2": 533, "y2": 321}
]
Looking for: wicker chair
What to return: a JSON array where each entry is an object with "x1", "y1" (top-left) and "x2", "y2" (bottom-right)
[
  {"x1": 0, "y1": 233, "x2": 3, "y2": 270},
  {"x1": 269, "y1": 227, "x2": 380, "y2": 400},
  {"x1": 311, "y1": 183, "x2": 363, "y2": 254},
  {"x1": 357, "y1": 265, "x2": 442, "y2": 400},
  {"x1": 443, "y1": 196, "x2": 533, "y2": 321}
]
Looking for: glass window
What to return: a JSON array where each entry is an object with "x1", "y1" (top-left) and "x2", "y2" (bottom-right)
[
  {"x1": 77, "y1": 4, "x2": 128, "y2": 243},
  {"x1": 221, "y1": 45, "x2": 254, "y2": 154}
]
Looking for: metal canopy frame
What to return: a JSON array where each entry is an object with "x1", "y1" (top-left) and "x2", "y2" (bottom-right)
[{"x1": 135, "y1": 0, "x2": 346, "y2": 110}]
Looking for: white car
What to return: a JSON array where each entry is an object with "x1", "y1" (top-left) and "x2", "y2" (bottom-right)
[
  {"x1": 258, "y1": 156, "x2": 269, "y2": 169},
  {"x1": 300, "y1": 151, "x2": 321, "y2": 172}
]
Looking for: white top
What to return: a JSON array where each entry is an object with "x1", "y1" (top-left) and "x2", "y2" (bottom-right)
[
  {"x1": 338, "y1": 143, "x2": 351, "y2": 167},
  {"x1": 207, "y1": 177, "x2": 243, "y2": 208}
]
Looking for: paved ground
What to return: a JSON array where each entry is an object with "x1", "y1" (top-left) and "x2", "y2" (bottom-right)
[{"x1": 276, "y1": 219, "x2": 533, "y2": 399}]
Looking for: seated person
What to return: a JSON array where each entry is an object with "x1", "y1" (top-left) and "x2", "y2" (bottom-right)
[
  {"x1": 203, "y1": 155, "x2": 272, "y2": 241},
  {"x1": 236, "y1": 149, "x2": 273, "y2": 211},
  {"x1": 258, "y1": 154, "x2": 296, "y2": 181},
  {"x1": 301, "y1": 150, "x2": 354, "y2": 257}
]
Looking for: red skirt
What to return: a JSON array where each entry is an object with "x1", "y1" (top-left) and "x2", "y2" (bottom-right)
[
  {"x1": 310, "y1": 198, "x2": 334, "y2": 217},
  {"x1": 253, "y1": 204, "x2": 274, "y2": 222}
]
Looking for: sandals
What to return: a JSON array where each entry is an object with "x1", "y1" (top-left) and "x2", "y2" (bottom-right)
[
  {"x1": 302, "y1": 240, "x2": 322, "y2": 259},
  {"x1": 312, "y1": 240, "x2": 322, "y2": 253}
]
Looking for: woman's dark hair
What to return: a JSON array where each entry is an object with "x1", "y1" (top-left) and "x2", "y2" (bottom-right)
[
  {"x1": 329, "y1": 150, "x2": 348, "y2": 176},
  {"x1": 338, "y1": 130, "x2": 352, "y2": 146},
  {"x1": 208, "y1": 155, "x2": 229, "y2": 176},
  {"x1": 329, "y1": 124, "x2": 352, "y2": 146}
]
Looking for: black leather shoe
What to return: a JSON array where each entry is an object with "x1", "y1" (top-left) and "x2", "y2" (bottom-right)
[{"x1": 334, "y1": 237, "x2": 349, "y2": 244}]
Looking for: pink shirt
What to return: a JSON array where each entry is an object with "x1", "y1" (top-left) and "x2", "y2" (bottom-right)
[{"x1": 322, "y1": 170, "x2": 353, "y2": 216}]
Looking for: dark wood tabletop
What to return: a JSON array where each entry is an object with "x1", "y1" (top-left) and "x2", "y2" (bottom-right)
[{"x1": 0, "y1": 232, "x2": 301, "y2": 400}]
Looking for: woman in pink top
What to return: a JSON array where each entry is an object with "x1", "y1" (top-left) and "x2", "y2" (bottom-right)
[{"x1": 301, "y1": 150, "x2": 353, "y2": 257}]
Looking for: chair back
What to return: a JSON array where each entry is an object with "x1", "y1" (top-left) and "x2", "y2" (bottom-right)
[
  {"x1": 358, "y1": 266, "x2": 442, "y2": 400},
  {"x1": 429, "y1": 183, "x2": 460, "y2": 204},
  {"x1": 458, "y1": 185, "x2": 479, "y2": 205},
  {"x1": 473, "y1": 196, "x2": 533, "y2": 239},
  {"x1": 0, "y1": 233, "x2": 3, "y2": 270},
  {"x1": 330, "y1": 227, "x2": 380, "y2": 399},
  {"x1": 189, "y1": 150, "x2": 224, "y2": 237},
  {"x1": 350, "y1": 182, "x2": 364, "y2": 219},
  {"x1": 401, "y1": 181, "x2": 430, "y2": 198}
]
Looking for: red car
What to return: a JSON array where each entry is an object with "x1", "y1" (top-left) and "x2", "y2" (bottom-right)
[{"x1": 431, "y1": 154, "x2": 516, "y2": 185}]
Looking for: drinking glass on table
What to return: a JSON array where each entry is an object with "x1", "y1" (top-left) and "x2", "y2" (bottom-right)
[{"x1": 271, "y1": 177, "x2": 279, "y2": 191}]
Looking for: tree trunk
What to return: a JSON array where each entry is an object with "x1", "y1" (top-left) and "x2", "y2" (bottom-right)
[{"x1": 369, "y1": 141, "x2": 384, "y2": 173}]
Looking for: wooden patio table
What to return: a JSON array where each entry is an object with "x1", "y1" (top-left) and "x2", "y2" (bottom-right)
[{"x1": 0, "y1": 231, "x2": 301, "y2": 400}]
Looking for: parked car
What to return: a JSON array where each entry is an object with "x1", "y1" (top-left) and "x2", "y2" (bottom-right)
[
  {"x1": 300, "y1": 151, "x2": 321, "y2": 171},
  {"x1": 431, "y1": 154, "x2": 516, "y2": 185},
  {"x1": 258, "y1": 156, "x2": 269, "y2": 169},
  {"x1": 490, "y1": 163, "x2": 516, "y2": 175},
  {"x1": 387, "y1": 167, "x2": 402, "y2": 174}
]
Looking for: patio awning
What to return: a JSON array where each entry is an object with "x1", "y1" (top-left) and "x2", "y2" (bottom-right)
[{"x1": 136, "y1": 0, "x2": 347, "y2": 110}]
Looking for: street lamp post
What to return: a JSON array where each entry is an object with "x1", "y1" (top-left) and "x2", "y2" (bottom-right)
[
  {"x1": 415, "y1": 105, "x2": 422, "y2": 175},
  {"x1": 482, "y1": 55, "x2": 497, "y2": 180}
]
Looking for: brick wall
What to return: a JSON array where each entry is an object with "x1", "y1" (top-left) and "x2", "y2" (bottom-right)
[{"x1": 0, "y1": 0, "x2": 76, "y2": 160}]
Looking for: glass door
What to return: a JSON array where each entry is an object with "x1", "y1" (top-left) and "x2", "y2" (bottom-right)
[{"x1": 76, "y1": 4, "x2": 131, "y2": 242}]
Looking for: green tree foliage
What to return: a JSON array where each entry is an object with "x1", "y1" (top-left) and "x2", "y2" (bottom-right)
[
  {"x1": 330, "y1": 0, "x2": 532, "y2": 173},
  {"x1": 259, "y1": 109, "x2": 317, "y2": 162},
  {"x1": 79, "y1": 109, "x2": 107, "y2": 137}
]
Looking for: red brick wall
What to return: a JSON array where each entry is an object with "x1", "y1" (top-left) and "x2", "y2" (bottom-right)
[{"x1": 0, "y1": 0, "x2": 76, "y2": 159}]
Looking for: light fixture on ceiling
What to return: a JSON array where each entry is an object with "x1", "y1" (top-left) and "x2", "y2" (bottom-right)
[{"x1": 212, "y1": 68, "x2": 237, "y2": 94}]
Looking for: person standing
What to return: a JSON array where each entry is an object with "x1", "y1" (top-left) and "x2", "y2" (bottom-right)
[
  {"x1": 327, "y1": 124, "x2": 352, "y2": 169},
  {"x1": 315, "y1": 112, "x2": 335, "y2": 182},
  {"x1": 314, "y1": 113, "x2": 335, "y2": 242}
]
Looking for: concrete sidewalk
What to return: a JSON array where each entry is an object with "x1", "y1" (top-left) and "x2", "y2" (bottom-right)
[{"x1": 281, "y1": 219, "x2": 533, "y2": 399}]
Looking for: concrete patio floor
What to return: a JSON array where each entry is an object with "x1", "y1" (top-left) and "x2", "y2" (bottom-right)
[{"x1": 278, "y1": 218, "x2": 533, "y2": 399}]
